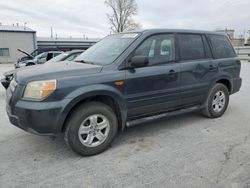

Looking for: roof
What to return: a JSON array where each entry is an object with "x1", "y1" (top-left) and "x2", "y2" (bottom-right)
[
  {"x1": 126, "y1": 28, "x2": 226, "y2": 35},
  {"x1": 0, "y1": 25, "x2": 36, "y2": 33}
]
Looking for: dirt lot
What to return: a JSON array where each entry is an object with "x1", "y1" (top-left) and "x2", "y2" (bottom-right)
[{"x1": 0, "y1": 62, "x2": 250, "y2": 188}]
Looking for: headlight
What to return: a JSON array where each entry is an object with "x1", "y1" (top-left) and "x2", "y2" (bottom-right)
[{"x1": 23, "y1": 80, "x2": 57, "y2": 100}]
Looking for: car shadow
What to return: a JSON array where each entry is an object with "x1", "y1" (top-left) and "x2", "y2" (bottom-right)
[
  {"x1": 113, "y1": 111, "x2": 204, "y2": 147},
  {"x1": 21, "y1": 111, "x2": 208, "y2": 158}
]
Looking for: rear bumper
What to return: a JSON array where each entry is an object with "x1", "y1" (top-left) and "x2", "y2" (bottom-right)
[{"x1": 232, "y1": 77, "x2": 242, "y2": 94}]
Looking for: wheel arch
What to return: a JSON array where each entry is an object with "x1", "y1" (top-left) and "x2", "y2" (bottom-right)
[
  {"x1": 59, "y1": 87, "x2": 127, "y2": 133},
  {"x1": 215, "y1": 78, "x2": 232, "y2": 94}
]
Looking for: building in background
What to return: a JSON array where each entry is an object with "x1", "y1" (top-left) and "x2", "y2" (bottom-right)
[
  {"x1": 216, "y1": 28, "x2": 250, "y2": 60},
  {"x1": 246, "y1": 30, "x2": 250, "y2": 46},
  {"x1": 0, "y1": 24, "x2": 100, "y2": 63},
  {"x1": 37, "y1": 37, "x2": 98, "y2": 51},
  {"x1": 216, "y1": 29, "x2": 245, "y2": 46},
  {"x1": 0, "y1": 25, "x2": 36, "y2": 63}
]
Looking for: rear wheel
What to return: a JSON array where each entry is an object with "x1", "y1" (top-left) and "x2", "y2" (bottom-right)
[
  {"x1": 202, "y1": 83, "x2": 229, "y2": 118},
  {"x1": 64, "y1": 102, "x2": 118, "y2": 156}
]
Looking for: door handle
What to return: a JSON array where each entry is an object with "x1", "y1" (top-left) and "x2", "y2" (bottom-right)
[{"x1": 168, "y1": 69, "x2": 176, "y2": 75}]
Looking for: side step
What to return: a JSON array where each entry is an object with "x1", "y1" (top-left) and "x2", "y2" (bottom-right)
[{"x1": 126, "y1": 105, "x2": 202, "y2": 127}]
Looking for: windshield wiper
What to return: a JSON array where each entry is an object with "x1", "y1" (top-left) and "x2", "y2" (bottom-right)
[{"x1": 75, "y1": 60, "x2": 94, "y2": 65}]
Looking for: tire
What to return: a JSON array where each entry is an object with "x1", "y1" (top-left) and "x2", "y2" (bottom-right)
[
  {"x1": 26, "y1": 63, "x2": 34, "y2": 66},
  {"x1": 202, "y1": 83, "x2": 229, "y2": 118},
  {"x1": 64, "y1": 101, "x2": 118, "y2": 156}
]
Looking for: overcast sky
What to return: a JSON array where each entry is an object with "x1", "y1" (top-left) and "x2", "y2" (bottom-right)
[{"x1": 0, "y1": 0, "x2": 249, "y2": 38}]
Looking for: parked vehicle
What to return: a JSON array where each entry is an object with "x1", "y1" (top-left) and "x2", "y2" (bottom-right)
[
  {"x1": 45, "y1": 50, "x2": 84, "y2": 64},
  {"x1": 17, "y1": 48, "x2": 60, "y2": 62},
  {"x1": 1, "y1": 70, "x2": 14, "y2": 89},
  {"x1": 1, "y1": 50, "x2": 84, "y2": 89},
  {"x1": 5, "y1": 29, "x2": 242, "y2": 156},
  {"x1": 15, "y1": 51, "x2": 62, "y2": 68},
  {"x1": 1, "y1": 66, "x2": 33, "y2": 89},
  {"x1": 2, "y1": 51, "x2": 62, "y2": 89}
]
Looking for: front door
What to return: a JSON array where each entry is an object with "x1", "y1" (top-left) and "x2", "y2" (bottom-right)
[{"x1": 124, "y1": 34, "x2": 181, "y2": 118}]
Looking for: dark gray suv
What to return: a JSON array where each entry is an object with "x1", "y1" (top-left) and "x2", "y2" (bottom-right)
[{"x1": 5, "y1": 29, "x2": 242, "y2": 156}]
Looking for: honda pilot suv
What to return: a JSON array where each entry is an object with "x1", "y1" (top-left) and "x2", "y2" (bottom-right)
[{"x1": 6, "y1": 29, "x2": 242, "y2": 156}]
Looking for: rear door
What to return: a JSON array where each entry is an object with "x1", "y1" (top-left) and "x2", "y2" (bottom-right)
[
  {"x1": 125, "y1": 33, "x2": 181, "y2": 118},
  {"x1": 177, "y1": 33, "x2": 218, "y2": 107},
  {"x1": 207, "y1": 34, "x2": 240, "y2": 82}
]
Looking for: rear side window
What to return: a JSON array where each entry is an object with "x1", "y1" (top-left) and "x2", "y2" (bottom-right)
[
  {"x1": 208, "y1": 35, "x2": 236, "y2": 59},
  {"x1": 178, "y1": 34, "x2": 205, "y2": 60}
]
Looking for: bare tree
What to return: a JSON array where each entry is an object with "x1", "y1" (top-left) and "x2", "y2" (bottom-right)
[{"x1": 105, "y1": 0, "x2": 141, "y2": 33}]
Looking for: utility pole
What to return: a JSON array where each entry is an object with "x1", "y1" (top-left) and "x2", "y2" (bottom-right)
[
  {"x1": 247, "y1": 30, "x2": 250, "y2": 45},
  {"x1": 50, "y1": 27, "x2": 53, "y2": 38}
]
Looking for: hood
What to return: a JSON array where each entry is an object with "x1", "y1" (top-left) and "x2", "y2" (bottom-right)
[
  {"x1": 3, "y1": 64, "x2": 37, "y2": 77},
  {"x1": 17, "y1": 49, "x2": 34, "y2": 58},
  {"x1": 17, "y1": 59, "x2": 37, "y2": 65},
  {"x1": 15, "y1": 61, "x2": 103, "y2": 85}
]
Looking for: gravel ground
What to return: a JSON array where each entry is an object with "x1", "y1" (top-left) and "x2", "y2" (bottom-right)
[{"x1": 0, "y1": 62, "x2": 250, "y2": 188}]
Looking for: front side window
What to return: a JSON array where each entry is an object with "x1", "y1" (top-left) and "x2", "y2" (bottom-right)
[
  {"x1": 0, "y1": 48, "x2": 10, "y2": 57},
  {"x1": 178, "y1": 34, "x2": 205, "y2": 61},
  {"x1": 133, "y1": 34, "x2": 175, "y2": 66},
  {"x1": 208, "y1": 35, "x2": 236, "y2": 59}
]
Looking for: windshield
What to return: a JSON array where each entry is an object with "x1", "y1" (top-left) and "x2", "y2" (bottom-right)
[
  {"x1": 30, "y1": 49, "x2": 39, "y2": 57},
  {"x1": 46, "y1": 53, "x2": 68, "y2": 63},
  {"x1": 74, "y1": 33, "x2": 140, "y2": 65}
]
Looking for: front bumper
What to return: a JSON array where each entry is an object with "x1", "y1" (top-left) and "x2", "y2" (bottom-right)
[
  {"x1": 6, "y1": 105, "x2": 49, "y2": 135},
  {"x1": 6, "y1": 98, "x2": 71, "y2": 135}
]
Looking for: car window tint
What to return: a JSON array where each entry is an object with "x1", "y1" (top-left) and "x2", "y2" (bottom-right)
[
  {"x1": 178, "y1": 34, "x2": 205, "y2": 60},
  {"x1": 134, "y1": 34, "x2": 175, "y2": 66},
  {"x1": 208, "y1": 35, "x2": 236, "y2": 59}
]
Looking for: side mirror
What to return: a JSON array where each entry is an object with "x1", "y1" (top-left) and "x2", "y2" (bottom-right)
[{"x1": 129, "y1": 55, "x2": 149, "y2": 68}]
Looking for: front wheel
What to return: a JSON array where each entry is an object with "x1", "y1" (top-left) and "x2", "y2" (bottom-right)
[
  {"x1": 64, "y1": 102, "x2": 118, "y2": 156},
  {"x1": 202, "y1": 83, "x2": 229, "y2": 118},
  {"x1": 26, "y1": 63, "x2": 35, "y2": 66}
]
